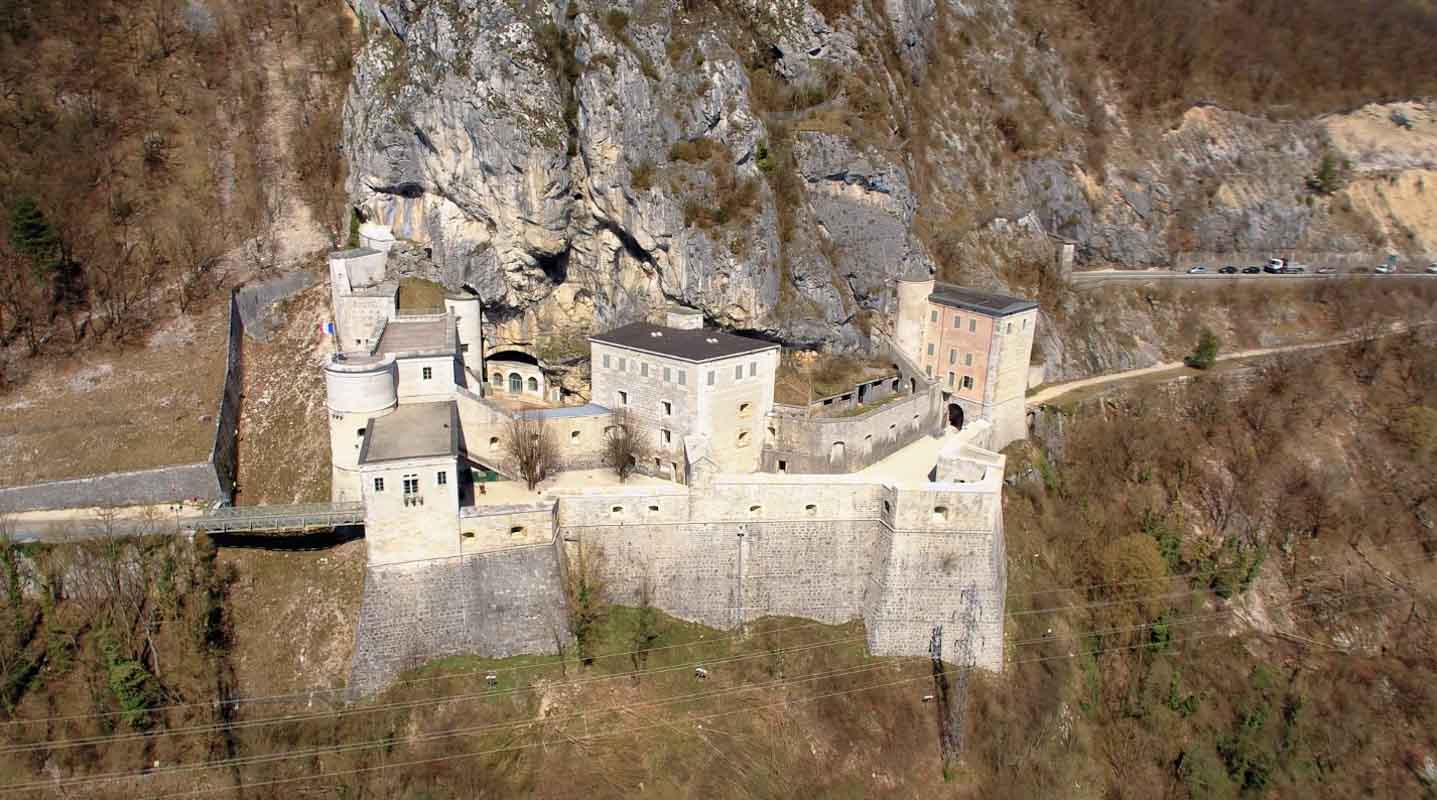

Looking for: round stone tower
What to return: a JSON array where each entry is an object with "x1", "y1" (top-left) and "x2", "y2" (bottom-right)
[
  {"x1": 894, "y1": 266, "x2": 935, "y2": 367},
  {"x1": 444, "y1": 293, "x2": 483, "y2": 384},
  {"x1": 325, "y1": 354, "x2": 398, "y2": 503}
]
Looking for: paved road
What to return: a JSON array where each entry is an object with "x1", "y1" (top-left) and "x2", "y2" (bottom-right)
[
  {"x1": 1073, "y1": 268, "x2": 1437, "y2": 287},
  {"x1": 1025, "y1": 322, "x2": 1432, "y2": 409}
]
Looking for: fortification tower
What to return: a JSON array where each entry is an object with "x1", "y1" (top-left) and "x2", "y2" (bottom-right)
[
  {"x1": 984, "y1": 305, "x2": 1038, "y2": 449},
  {"x1": 894, "y1": 266, "x2": 935, "y2": 366},
  {"x1": 325, "y1": 354, "x2": 398, "y2": 502},
  {"x1": 443, "y1": 293, "x2": 483, "y2": 385}
]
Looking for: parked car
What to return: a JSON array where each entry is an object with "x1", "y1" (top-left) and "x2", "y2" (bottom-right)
[
  {"x1": 1219, "y1": 265, "x2": 1239, "y2": 274},
  {"x1": 1242, "y1": 266, "x2": 1261, "y2": 274},
  {"x1": 1375, "y1": 263, "x2": 1395, "y2": 274},
  {"x1": 1186, "y1": 265, "x2": 1208, "y2": 274},
  {"x1": 1264, "y1": 258, "x2": 1287, "y2": 274},
  {"x1": 1426, "y1": 264, "x2": 1437, "y2": 274},
  {"x1": 1317, "y1": 266, "x2": 1337, "y2": 274},
  {"x1": 1283, "y1": 264, "x2": 1307, "y2": 274}
]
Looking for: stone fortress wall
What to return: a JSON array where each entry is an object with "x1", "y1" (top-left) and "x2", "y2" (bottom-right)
[{"x1": 349, "y1": 455, "x2": 1007, "y2": 694}]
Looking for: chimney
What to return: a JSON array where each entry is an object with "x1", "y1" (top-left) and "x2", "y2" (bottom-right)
[{"x1": 665, "y1": 305, "x2": 703, "y2": 331}]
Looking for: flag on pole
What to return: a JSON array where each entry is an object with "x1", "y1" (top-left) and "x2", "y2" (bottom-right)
[{"x1": 324, "y1": 322, "x2": 335, "y2": 335}]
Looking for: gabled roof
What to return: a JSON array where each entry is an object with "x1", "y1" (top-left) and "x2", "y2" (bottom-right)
[
  {"x1": 929, "y1": 283, "x2": 1038, "y2": 317},
  {"x1": 590, "y1": 322, "x2": 778, "y2": 363}
]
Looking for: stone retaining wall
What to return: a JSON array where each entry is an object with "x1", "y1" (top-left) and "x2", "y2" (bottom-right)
[{"x1": 234, "y1": 270, "x2": 317, "y2": 341}]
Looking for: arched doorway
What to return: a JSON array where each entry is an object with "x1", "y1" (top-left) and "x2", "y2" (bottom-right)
[
  {"x1": 947, "y1": 403, "x2": 964, "y2": 431},
  {"x1": 508, "y1": 373, "x2": 523, "y2": 393}
]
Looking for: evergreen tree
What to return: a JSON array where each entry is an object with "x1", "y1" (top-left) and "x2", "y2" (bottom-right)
[{"x1": 7, "y1": 197, "x2": 61, "y2": 280}]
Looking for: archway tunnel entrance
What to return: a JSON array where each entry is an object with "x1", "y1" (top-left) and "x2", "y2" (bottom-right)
[{"x1": 947, "y1": 403, "x2": 964, "y2": 431}]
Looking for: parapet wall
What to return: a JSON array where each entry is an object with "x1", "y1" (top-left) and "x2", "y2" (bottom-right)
[{"x1": 761, "y1": 384, "x2": 943, "y2": 474}]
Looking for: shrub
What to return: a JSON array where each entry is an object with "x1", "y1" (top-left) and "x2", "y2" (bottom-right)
[
  {"x1": 603, "y1": 9, "x2": 629, "y2": 36},
  {"x1": 1184, "y1": 328, "x2": 1220, "y2": 370},
  {"x1": 668, "y1": 138, "x2": 718, "y2": 163},
  {"x1": 630, "y1": 160, "x2": 655, "y2": 192},
  {"x1": 1305, "y1": 152, "x2": 1348, "y2": 195}
]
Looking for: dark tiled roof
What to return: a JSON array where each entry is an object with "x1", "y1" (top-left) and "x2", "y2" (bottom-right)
[
  {"x1": 929, "y1": 283, "x2": 1038, "y2": 317},
  {"x1": 590, "y1": 322, "x2": 778, "y2": 363}
]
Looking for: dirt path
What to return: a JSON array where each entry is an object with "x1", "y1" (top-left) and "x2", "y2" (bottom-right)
[{"x1": 1026, "y1": 322, "x2": 1430, "y2": 408}]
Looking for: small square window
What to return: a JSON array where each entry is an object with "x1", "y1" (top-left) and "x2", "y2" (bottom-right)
[
  {"x1": 737, "y1": 430, "x2": 750, "y2": 447},
  {"x1": 356, "y1": 428, "x2": 365, "y2": 438},
  {"x1": 373, "y1": 477, "x2": 384, "y2": 492},
  {"x1": 778, "y1": 460, "x2": 787, "y2": 472},
  {"x1": 422, "y1": 366, "x2": 433, "y2": 380},
  {"x1": 618, "y1": 390, "x2": 629, "y2": 406},
  {"x1": 437, "y1": 471, "x2": 447, "y2": 486},
  {"x1": 707, "y1": 370, "x2": 715, "y2": 386},
  {"x1": 662, "y1": 401, "x2": 672, "y2": 415},
  {"x1": 962, "y1": 375, "x2": 974, "y2": 390}
]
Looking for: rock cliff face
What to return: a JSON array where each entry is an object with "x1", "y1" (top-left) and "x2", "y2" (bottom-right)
[{"x1": 341, "y1": 0, "x2": 1437, "y2": 359}]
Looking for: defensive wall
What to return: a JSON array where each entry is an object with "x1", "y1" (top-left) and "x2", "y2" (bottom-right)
[
  {"x1": 762, "y1": 388, "x2": 944, "y2": 474},
  {"x1": 347, "y1": 463, "x2": 1006, "y2": 695},
  {"x1": 0, "y1": 272, "x2": 321, "y2": 513}
]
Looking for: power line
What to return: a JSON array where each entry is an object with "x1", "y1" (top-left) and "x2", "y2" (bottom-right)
[
  {"x1": 144, "y1": 618, "x2": 1387, "y2": 800},
  {"x1": 3, "y1": 589, "x2": 1414, "y2": 794}
]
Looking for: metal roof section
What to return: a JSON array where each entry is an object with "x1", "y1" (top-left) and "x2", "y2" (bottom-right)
[
  {"x1": 373, "y1": 312, "x2": 455, "y2": 357},
  {"x1": 527, "y1": 403, "x2": 612, "y2": 420},
  {"x1": 360, "y1": 401, "x2": 460, "y2": 464},
  {"x1": 589, "y1": 322, "x2": 779, "y2": 363},
  {"x1": 928, "y1": 283, "x2": 1038, "y2": 317}
]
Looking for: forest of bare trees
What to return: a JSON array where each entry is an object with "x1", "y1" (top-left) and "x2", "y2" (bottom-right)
[{"x1": 0, "y1": 0, "x2": 354, "y2": 386}]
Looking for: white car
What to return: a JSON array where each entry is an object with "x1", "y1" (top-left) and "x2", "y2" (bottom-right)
[
  {"x1": 1186, "y1": 265, "x2": 1208, "y2": 274},
  {"x1": 1427, "y1": 264, "x2": 1437, "y2": 274},
  {"x1": 1376, "y1": 264, "x2": 1395, "y2": 274},
  {"x1": 1317, "y1": 266, "x2": 1337, "y2": 274}
]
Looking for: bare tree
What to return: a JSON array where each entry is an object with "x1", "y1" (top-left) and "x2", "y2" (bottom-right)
[
  {"x1": 604, "y1": 408, "x2": 649, "y2": 482},
  {"x1": 563, "y1": 540, "x2": 608, "y2": 666},
  {"x1": 502, "y1": 411, "x2": 556, "y2": 491}
]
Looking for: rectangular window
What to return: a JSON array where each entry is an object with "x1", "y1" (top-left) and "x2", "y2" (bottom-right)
[
  {"x1": 971, "y1": 319, "x2": 977, "y2": 332},
  {"x1": 619, "y1": 390, "x2": 629, "y2": 406},
  {"x1": 641, "y1": 362, "x2": 649, "y2": 377},
  {"x1": 930, "y1": 309, "x2": 938, "y2": 322},
  {"x1": 927, "y1": 343, "x2": 935, "y2": 356},
  {"x1": 678, "y1": 370, "x2": 686, "y2": 386},
  {"x1": 749, "y1": 362, "x2": 756, "y2": 377},
  {"x1": 664, "y1": 366, "x2": 671, "y2": 382},
  {"x1": 619, "y1": 357, "x2": 627, "y2": 372},
  {"x1": 373, "y1": 477, "x2": 384, "y2": 492},
  {"x1": 1006, "y1": 322, "x2": 1013, "y2": 334},
  {"x1": 422, "y1": 366, "x2": 433, "y2": 380},
  {"x1": 925, "y1": 365, "x2": 933, "y2": 377},
  {"x1": 662, "y1": 401, "x2": 672, "y2": 416},
  {"x1": 707, "y1": 370, "x2": 715, "y2": 386},
  {"x1": 949, "y1": 349, "x2": 956, "y2": 365},
  {"x1": 962, "y1": 375, "x2": 974, "y2": 390},
  {"x1": 948, "y1": 372, "x2": 955, "y2": 387},
  {"x1": 437, "y1": 471, "x2": 447, "y2": 486},
  {"x1": 735, "y1": 365, "x2": 743, "y2": 380},
  {"x1": 965, "y1": 353, "x2": 973, "y2": 366},
  {"x1": 953, "y1": 316, "x2": 960, "y2": 329},
  {"x1": 602, "y1": 354, "x2": 611, "y2": 369},
  {"x1": 402, "y1": 473, "x2": 421, "y2": 506},
  {"x1": 1023, "y1": 318, "x2": 1029, "y2": 330},
  {"x1": 661, "y1": 428, "x2": 672, "y2": 444}
]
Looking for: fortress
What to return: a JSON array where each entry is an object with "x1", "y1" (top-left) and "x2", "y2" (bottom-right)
[{"x1": 330, "y1": 228, "x2": 1037, "y2": 695}]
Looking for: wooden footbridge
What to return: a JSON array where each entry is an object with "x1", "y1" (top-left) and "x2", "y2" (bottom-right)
[{"x1": 181, "y1": 502, "x2": 365, "y2": 534}]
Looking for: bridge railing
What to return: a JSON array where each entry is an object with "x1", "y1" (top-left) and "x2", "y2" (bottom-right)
[{"x1": 183, "y1": 502, "x2": 365, "y2": 534}]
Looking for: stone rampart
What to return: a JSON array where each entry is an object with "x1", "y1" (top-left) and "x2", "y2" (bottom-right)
[
  {"x1": 349, "y1": 466, "x2": 1006, "y2": 695},
  {"x1": 348, "y1": 537, "x2": 569, "y2": 697}
]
